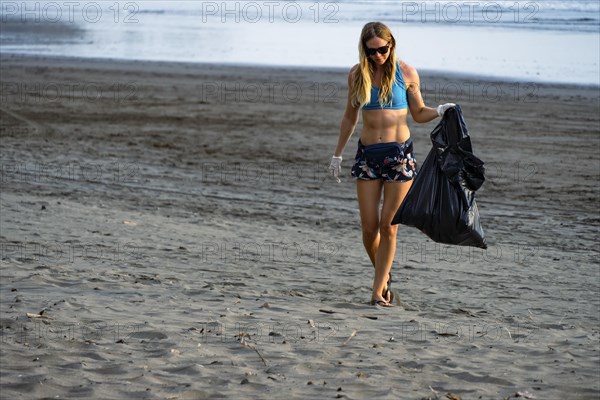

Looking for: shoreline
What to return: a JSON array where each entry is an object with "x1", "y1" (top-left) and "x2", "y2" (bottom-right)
[{"x1": 2, "y1": 51, "x2": 599, "y2": 89}]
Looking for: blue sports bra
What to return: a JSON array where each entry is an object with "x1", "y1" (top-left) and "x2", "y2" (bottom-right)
[{"x1": 362, "y1": 61, "x2": 408, "y2": 110}]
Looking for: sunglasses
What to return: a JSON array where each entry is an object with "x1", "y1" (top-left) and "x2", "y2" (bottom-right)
[{"x1": 365, "y1": 42, "x2": 390, "y2": 57}]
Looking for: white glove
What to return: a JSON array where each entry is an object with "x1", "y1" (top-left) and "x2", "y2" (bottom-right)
[
  {"x1": 437, "y1": 103, "x2": 456, "y2": 117},
  {"x1": 329, "y1": 156, "x2": 343, "y2": 183}
]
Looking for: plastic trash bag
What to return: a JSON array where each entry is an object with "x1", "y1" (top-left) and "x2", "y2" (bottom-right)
[{"x1": 392, "y1": 104, "x2": 487, "y2": 249}]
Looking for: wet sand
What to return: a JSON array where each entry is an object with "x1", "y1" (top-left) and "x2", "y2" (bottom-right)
[{"x1": 0, "y1": 52, "x2": 598, "y2": 399}]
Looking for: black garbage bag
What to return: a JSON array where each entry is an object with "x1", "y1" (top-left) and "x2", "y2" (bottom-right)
[{"x1": 392, "y1": 104, "x2": 487, "y2": 249}]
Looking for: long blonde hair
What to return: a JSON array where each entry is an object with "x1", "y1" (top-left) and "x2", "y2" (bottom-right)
[{"x1": 350, "y1": 22, "x2": 398, "y2": 108}]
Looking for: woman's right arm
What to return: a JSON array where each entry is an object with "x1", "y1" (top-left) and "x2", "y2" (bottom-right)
[{"x1": 333, "y1": 66, "x2": 361, "y2": 157}]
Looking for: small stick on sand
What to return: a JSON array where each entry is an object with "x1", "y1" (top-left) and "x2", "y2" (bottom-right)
[
  {"x1": 241, "y1": 338, "x2": 267, "y2": 366},
  {"x1": 26, "y1": 312, "x2": 49, "y2": 319},
  {"x1": 342, "y1": 330, "x2": 357, "y2": 346},
  {"x1": 429, "y1": 385, "x2": 440, "y2": 398}
]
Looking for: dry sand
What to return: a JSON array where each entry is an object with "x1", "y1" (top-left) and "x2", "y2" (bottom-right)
[{"x1": 0, "y1": 53, "x2": 599, "y2": 399}]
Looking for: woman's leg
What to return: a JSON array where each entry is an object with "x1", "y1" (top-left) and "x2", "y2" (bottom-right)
[
  {"x1": 371, "y1": 180, "x2": 413, "y2": 303},
  {"x1": 356, "y1": 179, "x2": 383, "y2": 268}
]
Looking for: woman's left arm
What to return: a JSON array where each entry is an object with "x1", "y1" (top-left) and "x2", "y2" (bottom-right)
[{"x1": 403, "y1": 64, "x2": 453, "y2": 123}]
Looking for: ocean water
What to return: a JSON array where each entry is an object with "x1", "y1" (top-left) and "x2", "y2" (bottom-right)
[{"x1": 1, "y1": 0, "x2": 599, "y2": 85}]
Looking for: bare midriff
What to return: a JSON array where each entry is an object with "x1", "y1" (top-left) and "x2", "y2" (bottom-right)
[{"x1": 359, "y1": 108, "x2": 410, "y2": 145}]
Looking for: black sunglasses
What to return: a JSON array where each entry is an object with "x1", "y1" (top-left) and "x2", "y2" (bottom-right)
[{"x1": 365, "y1": 42, "x2": 390, "y2": 57}]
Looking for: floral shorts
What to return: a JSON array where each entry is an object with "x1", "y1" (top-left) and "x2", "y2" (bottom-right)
[{"x1": 351, "y1": 138, "x2": 417, "y2": 182}]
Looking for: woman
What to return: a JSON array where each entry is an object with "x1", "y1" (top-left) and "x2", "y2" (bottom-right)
[{"x1": 329, "y1": 22, "x2": 454, "y2": 307}]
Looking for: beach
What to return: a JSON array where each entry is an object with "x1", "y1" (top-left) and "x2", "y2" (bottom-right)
[{"x1": 0, "y1": 53, "x2": 599, "y2": 399}]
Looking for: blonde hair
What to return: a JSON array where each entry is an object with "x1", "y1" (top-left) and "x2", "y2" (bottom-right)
[{"x1": 350, "y1": 22, "x2": 398, "y2": 109}]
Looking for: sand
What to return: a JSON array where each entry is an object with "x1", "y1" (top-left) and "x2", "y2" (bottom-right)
[{"x1": 0, "y1": 52, "x2": 599, "y2": 400}]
